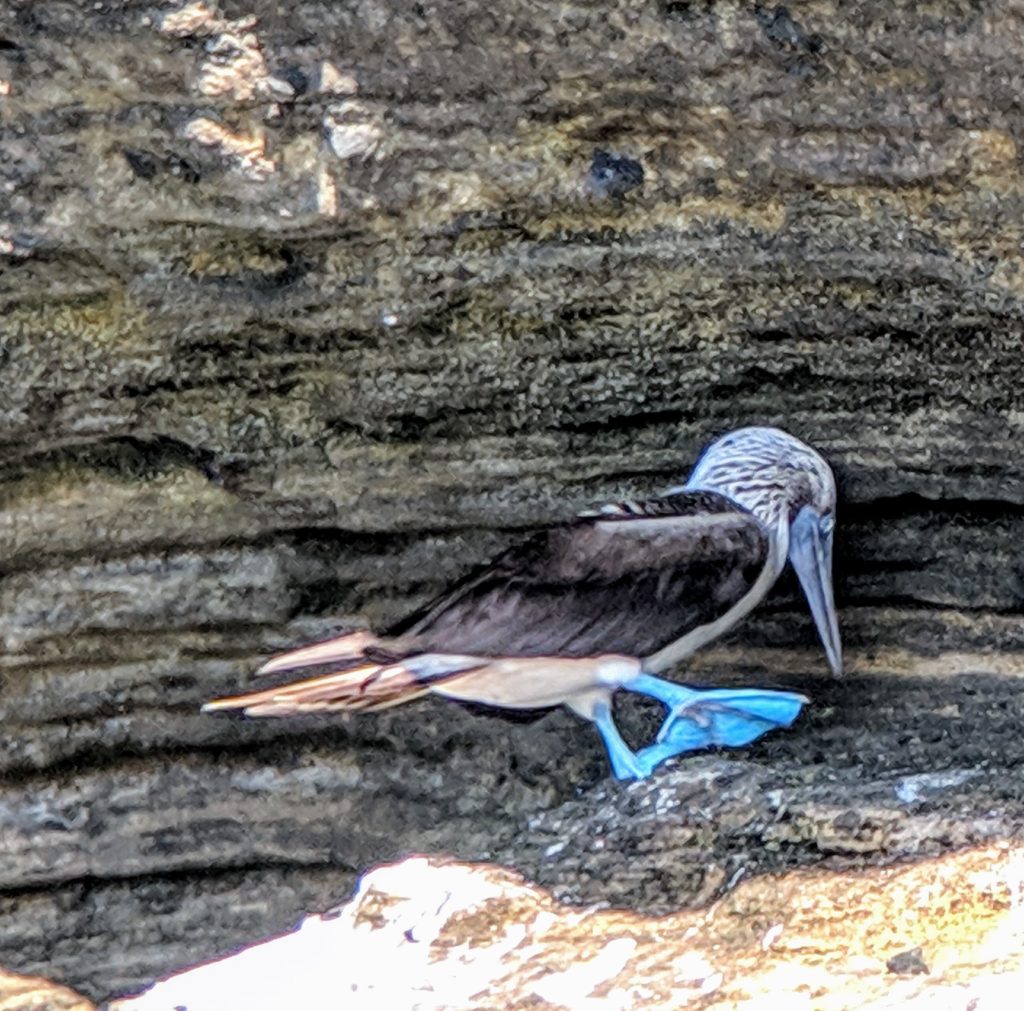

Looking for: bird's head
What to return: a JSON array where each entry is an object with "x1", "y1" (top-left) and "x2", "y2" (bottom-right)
[{"x1": 680, "y1": 426, "x2": 842, "y2": 675}]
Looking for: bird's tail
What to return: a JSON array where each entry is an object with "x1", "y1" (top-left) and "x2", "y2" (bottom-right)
[
  {"x1": 254, "y1": 629, "x2": 382, "y2": 676},
  {"x1": 203, "y1": 653, "x2": 486, "y2": 717}
]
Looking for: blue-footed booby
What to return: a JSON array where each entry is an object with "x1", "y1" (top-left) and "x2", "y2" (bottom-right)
[{"x1": 205, "y1": 427, "x2": 841, "y2": 780}]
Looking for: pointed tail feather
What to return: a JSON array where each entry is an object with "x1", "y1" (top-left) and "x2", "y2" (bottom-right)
[
  {"x1": 203, "y1": 653, "x2": 486, "y2": 718},
  {"x1": 203, "y1": 662, "x2": 421, "y2": 716},
  {"x1": 233, "y1": 685, "x2": 434, "y2": 717},
  {"x1": 256, "y1": 630, "x2": 382, "y2": 676}
]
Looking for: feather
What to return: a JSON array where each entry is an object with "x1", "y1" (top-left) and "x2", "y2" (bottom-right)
[
  {"x1": 256, "y1": 629, "x2": 383, "y2": 676},
  {"x1": 388, "y1": 491, "x2": 770, "y2": 662},
  {"x1": 204, "y1": 656, "x2": 486, "y2": 717}
]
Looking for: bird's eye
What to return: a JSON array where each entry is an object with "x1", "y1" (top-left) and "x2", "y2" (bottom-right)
[{"x1": 819, "y1": 513, "x2": 835, "y2": 535}]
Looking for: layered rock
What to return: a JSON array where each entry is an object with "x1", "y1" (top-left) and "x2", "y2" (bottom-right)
[{"x1": 2, "y1": 0, "x2": 1024, "y2": 1000}]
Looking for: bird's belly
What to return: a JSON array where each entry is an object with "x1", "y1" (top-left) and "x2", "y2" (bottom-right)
[{"x1": 431, "y1": 655, "x2": 641, "y2": 709}]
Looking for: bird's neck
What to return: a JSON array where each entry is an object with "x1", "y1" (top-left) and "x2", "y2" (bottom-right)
[{"x1": 765, "y1": 513, "x2": 790, "y2": 579}]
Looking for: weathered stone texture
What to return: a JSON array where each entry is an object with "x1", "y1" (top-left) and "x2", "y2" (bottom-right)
[
  {"x1": 2, "y1": 0, "x2": 1024, "y2": 1001},
  {"x1": 111, "y1": 846, "x2": 1024, "y2": 1011}
]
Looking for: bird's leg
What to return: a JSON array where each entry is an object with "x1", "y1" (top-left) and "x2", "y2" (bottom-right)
[
  {"x1": 620, "y1": 672, "x2": 699, "y2": 713},
  {"x1": 569, "y1": 690, "x2": 646, "y2": 781},
  {"x1": 622, "y1": 673, "x2": 808, "y2": 777},
  {"x1": 592, "y1": 700, "x2": 647, "y2": 780}
]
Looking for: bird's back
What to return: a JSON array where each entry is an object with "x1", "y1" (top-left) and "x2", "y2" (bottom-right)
[{"x1": 388, "y1": 491, "x2": 771, "y2": 661}]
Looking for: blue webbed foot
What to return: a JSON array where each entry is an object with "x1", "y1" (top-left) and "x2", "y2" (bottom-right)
[{"x1": 624, "y1": 673, "x2": 808, "y2": 777}]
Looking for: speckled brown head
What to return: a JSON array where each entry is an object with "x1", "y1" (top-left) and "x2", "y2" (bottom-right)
[{"x1": 675, "y1": 426, "x2": 842, "y2": 675}]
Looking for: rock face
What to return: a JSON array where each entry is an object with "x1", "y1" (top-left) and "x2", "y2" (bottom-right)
[
  {"x1": 111, "y1": 846, "x2": 1024, "y2": 1011},
  {"x1": 0, "y1": 967, "x2": 92, "y2": 1011},
  {"x1": 2, "y1": 0, "x2": 1024, "y2": 1003}
]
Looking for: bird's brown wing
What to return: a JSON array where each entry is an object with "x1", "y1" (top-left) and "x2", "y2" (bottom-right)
[
  {"x1": 205, "y1": 491, "x2": 770, "y2": 717},
  {"x1": 389, "y1": 490, "x2": 770, "y2": 660}
]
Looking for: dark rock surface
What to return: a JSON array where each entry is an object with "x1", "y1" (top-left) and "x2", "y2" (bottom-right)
[{"x1": 2, "y1": 0, "x2": 1024, "y2": 1002}]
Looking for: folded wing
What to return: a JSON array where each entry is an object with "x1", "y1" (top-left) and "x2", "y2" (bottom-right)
[
  {"x1": 205, "y1": 490, "x2": 770, "y2": 715},
  {"x1": 389, "y1": 489, "x2": 770, "y2": 660}
]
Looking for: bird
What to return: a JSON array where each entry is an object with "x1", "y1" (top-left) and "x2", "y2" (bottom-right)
[{"x1": 204, "y1": 426, "x2": 842, "y2": 780}]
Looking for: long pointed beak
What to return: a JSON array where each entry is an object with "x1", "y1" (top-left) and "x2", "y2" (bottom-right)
[{"x1": 788, "y1": 506, "x2": 843, "y2": 676}]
